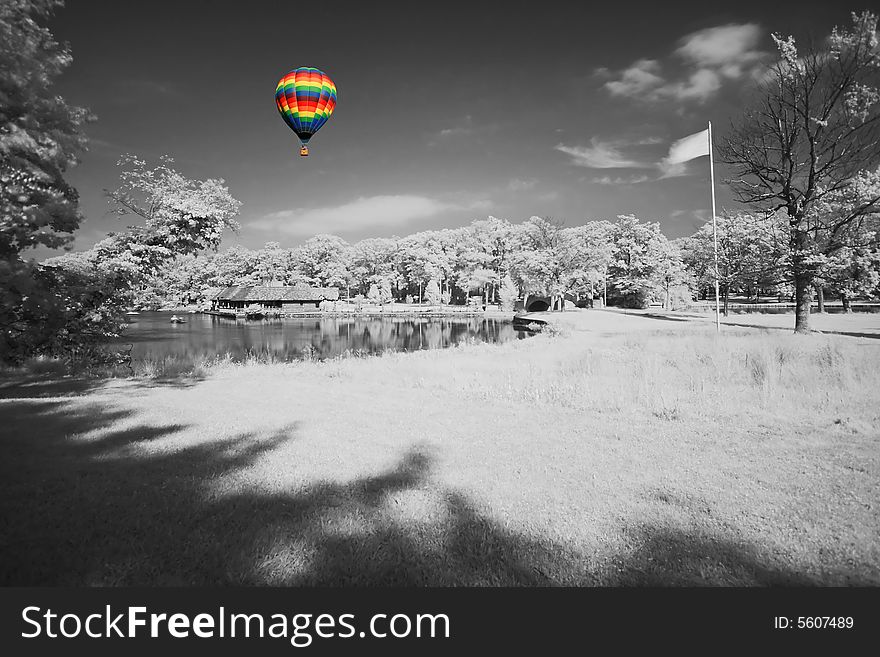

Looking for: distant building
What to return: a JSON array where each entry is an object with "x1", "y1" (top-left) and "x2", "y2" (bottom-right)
[{"x1": 211, "y1": 285, "x2": 339, "y2": 312}]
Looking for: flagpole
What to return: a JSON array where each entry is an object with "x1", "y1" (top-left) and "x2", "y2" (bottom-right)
[{"x1": 708, "y1": 120, "x2": 720, "y2": 333}]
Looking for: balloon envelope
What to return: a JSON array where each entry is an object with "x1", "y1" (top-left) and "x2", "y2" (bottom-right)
[{"x1": 275, "y1": 67, "x2": 337, "y2": 146}]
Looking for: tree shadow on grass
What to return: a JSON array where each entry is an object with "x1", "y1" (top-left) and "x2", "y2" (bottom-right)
[
  {"x1": 639, "y1": 313, "x2": 692, "y2": 323},
  {"x1": 1, "y1": 397, "x2": 871, "y2": 586},
  {"x1": 0, "y1": 371, "x2": 208, "y2": 400}
]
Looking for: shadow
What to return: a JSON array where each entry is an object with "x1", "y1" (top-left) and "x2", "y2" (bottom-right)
[
  {"x1": 638, "y1": 313, "x2": 692, "y2": 323},
  {"x1": 825, "y1": 331, "x2": 880, "y2": 340},
  {"x1": 1, "y1": 397, "x2": 873, "y2": 586},
  {"x1": 0, "y1": 374, "x2": 104, "y2": 399},
  {"x1": 718, "y1": 321, "x2": 880, "y2": 340},
  {"x1": 0, "y1": 371, "x2": 209, "y2": 400},
  {"x1": 605, "y1": 525, "x2": 819, "y2": 586}
]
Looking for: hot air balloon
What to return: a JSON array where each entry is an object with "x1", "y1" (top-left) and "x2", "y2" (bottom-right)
[{"x1": 275, "y1": 67, "x2": 337, "y2": 157}]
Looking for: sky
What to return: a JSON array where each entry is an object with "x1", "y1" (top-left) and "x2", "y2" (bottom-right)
[{"x1": 40, "y1": 0, "x2": 855, "y2": 255}]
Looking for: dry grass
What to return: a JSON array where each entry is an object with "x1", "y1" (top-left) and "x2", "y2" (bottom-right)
[{"x1": 1, "y1": 319, "x2": 878, "y2": 586}]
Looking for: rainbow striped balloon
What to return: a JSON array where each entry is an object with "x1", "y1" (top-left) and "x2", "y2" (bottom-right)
[{"x1": 275, "y1": 67, "x2": 337, "y2": 150}]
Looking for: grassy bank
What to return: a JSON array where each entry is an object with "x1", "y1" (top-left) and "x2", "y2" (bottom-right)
[{"x1": 1, "y1": 315, "x2": 878, "y2": 585}]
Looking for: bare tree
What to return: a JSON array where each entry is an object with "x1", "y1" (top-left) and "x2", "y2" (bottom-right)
[{"x1": 718, "y1": 11, "x2": 880, "y2": 332}]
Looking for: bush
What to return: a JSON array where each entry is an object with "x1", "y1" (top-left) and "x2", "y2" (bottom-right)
[
  {"x1": 610, "y1": 289, "x2": 650, "y2": 308},
  {"x1": 0, "y1": 258, "x2": 130, "y2": 364}
]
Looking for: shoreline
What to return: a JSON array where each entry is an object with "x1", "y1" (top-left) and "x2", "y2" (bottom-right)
[{"x1": 146, "y1": 307, "x2": 518, "y2": 320}]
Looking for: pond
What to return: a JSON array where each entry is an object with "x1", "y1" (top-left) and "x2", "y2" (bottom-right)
[{"x1": 114, "y1": 312, "x2": 531, "y2": 361}]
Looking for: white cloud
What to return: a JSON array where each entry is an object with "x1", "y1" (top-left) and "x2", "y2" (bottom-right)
[
  {"x1": 602, "y1": 23, "x2": 769, "y2": 103},
  {"x1": 662, "y1": 68, "x2": 723, "y2": 102},
  {"x1": 250, "y1": 195, "x2": 453, "y2": 236},
  {"x1": 507, "y1": 178, "x2": 538, "y2": 191},
  {"x1": 674, "y1": 23, "x2": 764, "y2": 72},
  {"x1": 590, "y1": 174, "x2": 652, "y2": 185},
  {"x1": 434, "y1": 114, "x2": 475, "y2": 139},
  {"x1": 657, "y1": 161, "x2": 690, "y2": 179},
  {"x1": 555, "y1": 139, "x2": 649, "y2": 169},
  {"x1": 466, "y1": 199, "x2": 494, "y2": 212},
  {"x1": 438, "y1": 126, "x2": 472, "y2": 138},
  {"x1": 634, "y1": 136, "x2": 664, "y2": 145},
  {"x1": 604, "y1": 59, "x2": 665, "y2": 98}
]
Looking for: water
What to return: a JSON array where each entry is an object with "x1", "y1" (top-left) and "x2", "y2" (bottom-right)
[{"x1": 115, "y1": 312, "x2": 530, "y2": 361}]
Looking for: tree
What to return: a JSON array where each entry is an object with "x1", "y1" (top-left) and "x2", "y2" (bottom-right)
[
  {"x1": 558, "y1": 222, "x2": 614, "y2": 305},
  {"x1": 396, "y1": 237, "x2": 435, "y2": 303},
  {"x1": 467, "y1": 216, "x2": 515, "y2": 299},
  {"x1": 350, "y1": 237, "x2": 397, "y2": 296},
  {"x1": 0, "y1": 0, "x2": 91, "y2": 257},
  {"x1": 31, "y1": 156, "x2": 241, "y2": 361},
  {"x1": 104, "y1": 154, "x2": 240, "y2": 268},
  {"x1": 680, "y1": 211, "x2": 787, "y2": 313},
  {"x1": 378, "y1": 277, "x2": 393, "y2": 304},
  {"x1": 655, "y1": 242, "x2": 693, "y2": 311},
  {"x1": 294, "y1": 234, "x2": 350, "y2": 288},
  {"x1": 606, "y1": 215, "x2": 670, "y2": 308},
  {"x1": 498, "y1": 274, "x2": 518, "y2": 311},
  {"x1": 719, "y1": 11, "x2": 880, "y2": 332},
  {"x1": 211, "y1": 244, "x2": 262, "y2": 287},
  {"x1": 1, "y1": 256, "x2": 130, "y2": 363},
  {"x1": 0, "y1": 0, "x2": 96, "y2": 363},
  {"x1": 816, "y1": 224, "x2": 880, "y2": 311},
  {"x1": 256, "y1": 241, "x2": 289, "y2": 286},
  {"x1": 466, "y1": 267, "x2": 496, "y2": 305},
  {"x1": 424, "y1": 279, "x2": 441, "y2": 305},
  {"x1": 509, "y1": 216, "x2": 568, "y2": 308}
]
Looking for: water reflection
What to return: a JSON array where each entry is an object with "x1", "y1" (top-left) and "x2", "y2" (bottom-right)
[{"x1": 115, "y1": 312, "x2": 530, "y2": 361}]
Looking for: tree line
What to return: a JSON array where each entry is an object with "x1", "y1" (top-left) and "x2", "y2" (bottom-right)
[
  {"x1": 127, "y1": 214, "x2": 690, "y2": 311},
  {"x1": 120, "y1": 208, "x2": 880, "y2": 316}
]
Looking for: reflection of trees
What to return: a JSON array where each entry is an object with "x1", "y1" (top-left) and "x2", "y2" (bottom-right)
[
  {"x1": 424, "y1": 323, "x2": 442, "y2": 350},
  {"x1": 496, "y1": 323, "x2": 514, "y2": 342},
  {"x1": 129, "y1": 315, "x2": 527, "y2": 362}
]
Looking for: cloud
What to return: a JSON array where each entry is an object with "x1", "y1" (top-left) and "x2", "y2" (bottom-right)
[
  {"x1": 438, "y1": 126, "x2": 472, "y2": 138},
  {"x1": 507, "y1": 178, "x2": 538, "y2": 191},
  {"x1": 674, "y1": 23, "x2": 765, "y2": 73},
  {"x1": 670, "y1": 209, "x2": 710, "y2": 225},
  {"x1": 466, "y1": 199, "x2": 494, "y2": 212},
  {"x1": 555, "y1": 139, "x2": 649, "y2": 169},
  {"x1": 604, "y1": 59, "x2": 665, "y2": 98},
  {"x1": 602, "y1": 23, "x2": 769, "y2": 103},
  {"x1": 250, "y1": 195, "x2": 454, "y2": 236},
  {"x1": 433, "y1": 115, "x2": 476, "y2": 140},
  {"x1": 590, "y1": 174, "x2": 651, "y2": 185},
  {"x1": 657, "y1": 161, "x2": 690, "y2": 179}
]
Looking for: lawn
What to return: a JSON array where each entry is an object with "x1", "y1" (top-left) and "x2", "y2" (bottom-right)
[{"x1": 1, "y1": 310, "x2": 878, "y2": 585}]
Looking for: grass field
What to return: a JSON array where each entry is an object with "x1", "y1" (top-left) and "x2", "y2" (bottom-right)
[{"x1": 1, "y1": 310, "x2": 878, "y2": 585}]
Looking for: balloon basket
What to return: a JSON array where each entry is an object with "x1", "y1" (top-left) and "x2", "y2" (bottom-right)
[{"x1": 299, "y1": 146, "x2": 309, "y2": 157}]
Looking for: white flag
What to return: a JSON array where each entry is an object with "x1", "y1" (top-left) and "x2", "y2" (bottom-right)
[{"x1": 666, "y1": 128, "x2": 710, "y2": 164}]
